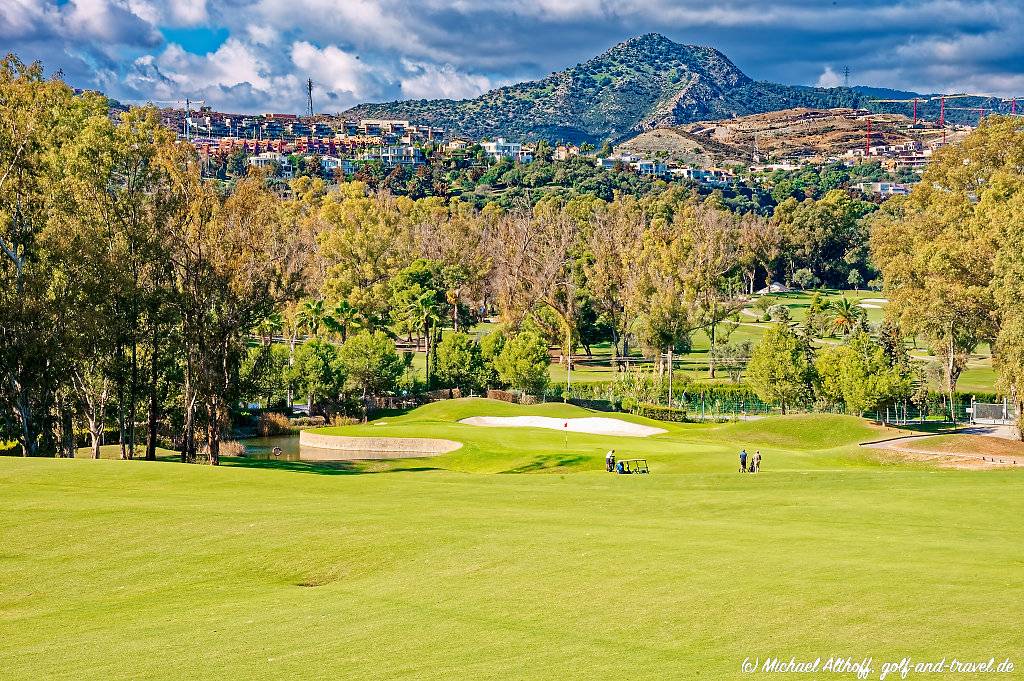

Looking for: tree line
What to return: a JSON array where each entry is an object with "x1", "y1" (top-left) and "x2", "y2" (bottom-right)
[{"x1": 4, "y1": 54, "x2": 1024, "y2": 461}]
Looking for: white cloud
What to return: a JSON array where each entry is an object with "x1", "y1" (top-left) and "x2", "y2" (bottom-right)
[
  {"x1": 401, "y1": 61, "x2": 495, "y2": 100},
  {"x1": 127, "y1": 38, "x2": 299, "y2": 111},
  {"x1": 252, "y1": 0, "x2": 428, "y2": 56},
  {"x1": 246, "y1": 24, "x2": 279, "y2": 47},
  {"x1": 0, "y1": 0, "x2": 54, "y2": 41},
  {"x1": 816, "y1": 66, "x2": 842, "y2": 88},
  {"x1": 291, "y1": 42, "x2": 379, "y2": 98},
  {"x1": 127, "y1": 0, "x2": 207, "y2": 26},
  {"x1": 65, "y1": 0, "x2": 162, "y2": 46}
]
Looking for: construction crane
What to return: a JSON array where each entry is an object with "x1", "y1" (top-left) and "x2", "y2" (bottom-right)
[
  {"x1": 1002, "y1": 97, "x2": 1021, "y2": 115},
  {"x1": 930, "y1": 94, "x2": 989, "y2": 123},
  {"x1": 869, "y1": 98, "x2": 924, "y2": 125},
  {"x1": 861, "y1": 115, "x2": 888, "y2": 157},
  {"x1": 945, "y1": 105, "x2": 988, "y2": 125},
  {"x1": 930, "y1": 94, "x2": 984, "y2": 144}
]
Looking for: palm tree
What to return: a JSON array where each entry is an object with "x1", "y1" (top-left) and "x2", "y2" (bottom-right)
[
  {"x1": 254, "y1": 311, "x2": 283, "y2": 346},
  {"x1": 295, "y1": 298, "x2": 325, "y2": 338},
  {"x1": 406, "y1": 291, "x2": 442, "y2": 387},
  {"x1": 323, "y1": 300, "x2": 360, "y2": 342},
  {"x1": 829, "y1": 297, "x2": 864, "y2": 337}
]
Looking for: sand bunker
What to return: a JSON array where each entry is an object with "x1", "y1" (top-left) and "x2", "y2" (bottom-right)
[
  {"x1": 459, "y1": 416, "x2": 666, "y2": 437},
  {"x1": 862, "y1": 298, "x2": 889, "y2": 304},
  {"x1": 299, "y1": 431, "x2": 462, "y2": 457}
]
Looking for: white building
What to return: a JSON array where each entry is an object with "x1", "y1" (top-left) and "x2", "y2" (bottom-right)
[
  {"x1": 596, "y1": 154, "x2": 667, "y2": 177},
  {"x1": 632, "y1": 159, "x2": 668, "y2": 176},
  {"x1": 481, "y1": 138, "x2": 533, "y2": 163},
  {"x1": 671, "y1": 167, "x2": 734, "y2": 187},
  {"x1": 319, "y1": 155, "x2": 355, "y2": 176},
  {"x1": 356, "y1": 145, "x2": 425, "y2": 167},
  {"x1": 248, "y1": 151, "x2": 293, "y2": 178},
  {"x1": 855, "y1": 181, "x2": 911, "y2": 197}
]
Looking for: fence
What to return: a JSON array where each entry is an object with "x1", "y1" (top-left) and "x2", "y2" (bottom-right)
[{"x1": 970, "y1": 399, "x2": 1019, "y2": 425}]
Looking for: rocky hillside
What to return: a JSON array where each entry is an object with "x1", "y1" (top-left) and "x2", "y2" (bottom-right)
[
  {"x1": 618, "y1": 107, "x2": 966, "y2": 165},
  {"x1": 342, "y1": 33, "x2": 1005, "y2": 144}
]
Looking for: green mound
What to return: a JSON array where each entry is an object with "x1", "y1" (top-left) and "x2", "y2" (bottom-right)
[{"x1": 711, "y1": 414, "x2": 887, "y2": 450}]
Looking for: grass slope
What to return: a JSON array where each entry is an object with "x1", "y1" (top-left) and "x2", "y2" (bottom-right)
[{"x1": 2, "y1": 453, "x2": 1022, "y2": 679}]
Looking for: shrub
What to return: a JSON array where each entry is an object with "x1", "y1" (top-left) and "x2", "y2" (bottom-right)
[
  {"x1": 633, "y1": 403, "x2": 688, "y2": 422},
  {"x1": 435, "y1": 332, "x2": 484, "y2": 392},
  {"x1": 330, "y1": 415, "x2": 359, "y2": 427},
  {"x1": 486, "y1": 389, "x2": 517, "y2": 403},
  {"x1": 793, "y1": 268, "x2": 820, "y2": 290},
  {"x1": 767, "y1": 304, "x2": 792, "y2": 323},
  {"x1": 338, "y1": 331, "x2": 405, "y2": 399},
  {"x1": 494, "y1": 330, "x2": 550, "y2": 395},
  {"x1": 289, "y1": 415, "x2": 327, "y2": 427},
  {"x1": 257, "y1": 412, "x2": 291, "y2": 436},
  {"x1": 753, "y1": 296, "x2": 774, "y2": 313},
  {"x1": 199, "y1": 440, "x2": 246, "y2": 461},
  {"x1": 218, "y1": 440, "x2": 246, "y2": 457}
]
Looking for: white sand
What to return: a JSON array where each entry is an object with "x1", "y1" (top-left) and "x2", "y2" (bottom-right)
[
  {"x1": 862, "y1": 298, "x2": 889, "y2": 304},
  {"x1": 858, "y1": 303, "x2": 881, "y2": 309},
  {"x1": 459, "y1": 416, "x2": 666, "y2": 437}
]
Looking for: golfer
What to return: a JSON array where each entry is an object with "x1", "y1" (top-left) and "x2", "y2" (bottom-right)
[
  {"x1": 739, "y1": 449, "x2": 748, "y2": 473},
  {"x1": 606, "y1": 449, "x2": 616, "y2": 472},
  {"x1": 753, "y1": 450, "x2": 762, "y2": 473}
]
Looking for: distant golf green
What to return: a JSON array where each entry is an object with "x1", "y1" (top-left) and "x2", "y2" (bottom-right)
[{"x1": 2, "y1": 399, "x2": 1022, "y2": 679}]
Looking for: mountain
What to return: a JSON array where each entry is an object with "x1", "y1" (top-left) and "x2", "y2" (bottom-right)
[{"x1": 342, "y1": 34, "x2": 1006, "y2": 144}]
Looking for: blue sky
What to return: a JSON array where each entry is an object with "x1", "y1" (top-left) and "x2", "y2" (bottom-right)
[{"x1": 3, "y1": 1, "x2": 1024, "y2": 114}]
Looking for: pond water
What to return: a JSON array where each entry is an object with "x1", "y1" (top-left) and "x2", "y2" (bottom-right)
[{"x1": 240, "y1": 435, "x2": 415, "y2": 461}]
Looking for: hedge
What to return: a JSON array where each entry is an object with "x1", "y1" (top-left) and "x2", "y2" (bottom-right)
[{"x1": 632, "y1": 403, "x2": 689, "y2": 422}]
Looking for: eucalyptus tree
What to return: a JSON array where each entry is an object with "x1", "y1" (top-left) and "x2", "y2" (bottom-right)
[
  {"x1": 167, "y1": 170, "x2": 306, "y2": 463},
  {"x1": 0, "y1": 55, "x2": 107, "y2": 456}
]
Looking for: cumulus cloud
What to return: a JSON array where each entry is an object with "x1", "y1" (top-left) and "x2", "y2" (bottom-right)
[
  {"x1": 65, "y1": 0, "x2": 163, "y2": 47},
  {"x1": 816, "y1": 66, "x2": 843, "y2": 88},
  {"x1": 400, "y1": 62, "x2": 495, "y2": 100},
  {"x1": 290, "y1": 41, "x2": 388, "y2": 104}
]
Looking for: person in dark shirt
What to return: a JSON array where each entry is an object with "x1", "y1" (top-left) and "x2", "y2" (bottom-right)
[{"x1": 739, "y1": 449, "x2": 748, "y2": 472}]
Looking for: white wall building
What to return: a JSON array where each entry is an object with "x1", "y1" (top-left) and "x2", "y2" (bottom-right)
[
  {"x1": 855, "y1": 181, "x2": 911, "y2": 197},
  {"x1": 482, "y1": 138, "x2": 533, "y2": 163},
  {"x1": 248, "y1": 151, "x2": 293, "y2": 178}
]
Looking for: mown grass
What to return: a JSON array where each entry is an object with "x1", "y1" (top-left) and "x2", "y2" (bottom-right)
[{"x1": 2, "y1": 400, "x2": 1021, "y2": 679}]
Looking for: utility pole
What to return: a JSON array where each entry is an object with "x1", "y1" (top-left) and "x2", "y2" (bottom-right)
[
  {"x1": 843, "y1": 65, "x2": 850, "y2": 88},
  {"x1": 306, "y1": 78, "x2": 314, "y2": 119}
]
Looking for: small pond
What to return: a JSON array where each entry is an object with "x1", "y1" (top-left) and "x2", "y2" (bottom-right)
[{"x1": 240, "y1": 435, "x2": 420, "y2": 461}]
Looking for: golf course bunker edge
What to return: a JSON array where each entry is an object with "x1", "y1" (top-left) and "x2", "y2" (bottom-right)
[
  {"x1": 458, "y1": 416, "x2": 667, "y2": 437},
  {"x1": 298, "y1": 431, "x2": 463, "y2": 460}
]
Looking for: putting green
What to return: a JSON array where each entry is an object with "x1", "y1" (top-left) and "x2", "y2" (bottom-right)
[{"x1": 1, "y1": 400, "x2": 1022, "y2": 679}]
